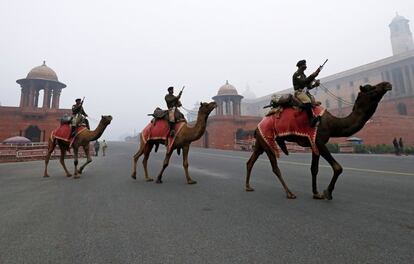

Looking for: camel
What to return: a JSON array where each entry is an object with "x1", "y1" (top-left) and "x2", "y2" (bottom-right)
[
  {"x1": 131, "y1": 101, "x2": 217, "y2": 184},
  {"x1": 44, "y1": 115, "x2": 113, "y2": 178},
  {"x1": 245, "y1": 82, "x2": 392, "y2": 200}
]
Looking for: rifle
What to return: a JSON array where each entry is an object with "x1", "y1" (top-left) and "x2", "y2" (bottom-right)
[
  {"x1": 319, "y1": 59, "x2": 328, "y2": 70},
  {"x1": 81, "y1": 96, "x2": 85, "y2": 105}
]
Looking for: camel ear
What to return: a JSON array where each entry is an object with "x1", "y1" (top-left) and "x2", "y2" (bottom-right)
[
  {"x1": 101, "y1": 115, "x2": 104, "y2": 118},
  {"x1": 200, "y1": 102, "x2": 203, "y2": 106}
]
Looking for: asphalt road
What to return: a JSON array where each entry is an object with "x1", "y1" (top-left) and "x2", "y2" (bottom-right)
[{"x1": 0, "y1": 142, "x2": 413, "y2": 264}]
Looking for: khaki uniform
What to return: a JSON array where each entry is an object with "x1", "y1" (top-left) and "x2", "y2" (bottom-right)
[
  {"x1": 71, "y1": 103, "x2": 87, "y2": 127},
  {"x1": 292, "y1": 70, "x2": 318, "y2": 104},
  {"x1": 165, "y1": 93, "x2": 182, "y2": 123}
]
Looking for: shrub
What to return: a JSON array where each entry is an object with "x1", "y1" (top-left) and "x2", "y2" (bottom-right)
[{"x1": 326, "y1": 143, "x2": 339, "y2": 153}]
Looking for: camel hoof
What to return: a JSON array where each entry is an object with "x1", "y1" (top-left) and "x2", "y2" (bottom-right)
[
  {"x1": 131, "y1": 174, "x2": 137, "y2": 180},
  {"x1": 245, "y1": 186, "x2": 255, "y2": 192},
  {"x1": 323, "y1": 190, "x2": 333, "y2": 200},
  {"x1": 74, "y1": 175, "x2": 80, "y2": 179},
  {"x1": 155, "y1": 179, "x2": 163, "y2": 184},
  {"x1": 43, "y1": 174, "x2": 50, "y2": 178},
  {"x1": 313, "y1": 193, "x2": 324, "y2": 200},
  {"x1": 287, "y1": 193, "x2": 297, "y2": 199},
  {"x1": 66, "y1": 174, "x2": 72, "y2": 177},
  {"x1": 187, "y1": 180, "x2": 197, "y2": 185},
  {"x1": 77, "y1": 170, "x2": 83, "y2": 175},
  {"x1": 145, "y1": 178, "x2": 154, "y2": 182}
]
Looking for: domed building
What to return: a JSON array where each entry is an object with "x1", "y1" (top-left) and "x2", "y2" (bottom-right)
[
  {"x1": 16, "y1": 61, "x2": 67, "y2": 109},
  {"x1": 191, "y1": 81, "x2": 261, "y2": 150},
  {"x1": 0, "y1": 61, "x2": 71, "y2": 143},
  {"x1": 212, "y1": 80, "x2": 243, "y2": 116}
]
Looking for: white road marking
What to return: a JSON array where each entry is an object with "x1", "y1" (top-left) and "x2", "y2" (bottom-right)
[{"x1": 191, "y1": 151, "x2": 414, "y2": 177}]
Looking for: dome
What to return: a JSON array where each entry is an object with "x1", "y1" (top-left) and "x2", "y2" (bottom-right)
[
  {"x1": 26, "y1": 61, "x2": 58, "y2": 81},
  {"x1": 391, "y1": 13, "x2": 408, "y2": 24},
  {"x1": 217, "y1": 80, "x2": 239, "y2": 96}
]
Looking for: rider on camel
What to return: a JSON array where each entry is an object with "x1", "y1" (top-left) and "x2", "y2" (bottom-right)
[
  {"x1": 71, "y1": 98, "x2": 88, "y2": 137},
  {"x1": 165, "y1": 86, "x2": 183, "y2": 137},
  {"x1": 292, "y1": 59, "x2": 322, "y2": 127}
]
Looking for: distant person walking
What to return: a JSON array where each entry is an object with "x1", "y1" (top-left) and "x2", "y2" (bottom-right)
[
  {"x1": 101, "y1": 140, "x2": 108, "y2": 156},
  {"x1": 399, "y1": 137, "x2": 406, "y2": 155},
  {"x1": 393, "y1": 137, "x2": 400, "y2": 156},
  {"x1": 94, "y1": 140, "x2": 100, "y2": 156}
]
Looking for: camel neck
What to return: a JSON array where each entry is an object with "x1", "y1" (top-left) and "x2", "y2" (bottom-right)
[
  {"x1": 90, "y1": 121, "x2": 108, "y2": 141},
  {"x1": 328, "y1": 102, "x2": 377, "y2": 137},
  {"x1": 186, "y1": 111, "x2": 208, "y2": 142}
]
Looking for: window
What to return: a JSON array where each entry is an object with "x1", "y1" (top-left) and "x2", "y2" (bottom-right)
[
  {"x1": 349, "y1": 81, "x2": 354, "y2": 87},
  {"x1": 397, "y1": 103, "x2": 407, "y2": 115},
  {"x1": 325, "y1": 99, "x2": 330, "y2": 108}
]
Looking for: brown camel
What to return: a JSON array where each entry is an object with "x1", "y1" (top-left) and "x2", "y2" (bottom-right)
[
  {"x1": 131, "y1": 101, "x2": 217, "y2": 184},
  {"x1": 245, "y1": 82, "x2": 392, "y2": 200},
  {"x1": 44, "y1": 115, "x2": 113, "y2": 178}
]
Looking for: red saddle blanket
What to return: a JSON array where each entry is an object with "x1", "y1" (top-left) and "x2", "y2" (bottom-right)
[
  {"x1": 257, "y1": 106, "x2": 325, "y2": 157},
  {"x1": 51, "y1": 124, "x2": 87, "y2": 144},
  {"x1": 141, "y1": 120, "x2": 185, "y2": 151}
]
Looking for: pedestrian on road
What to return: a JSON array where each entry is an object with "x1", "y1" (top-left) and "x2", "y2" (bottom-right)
[
  {"x1": 94, "y1": 140, "x2": 100, "y2": 156},
  {"x1": 101, "y1": 140, "x2": 108, "y2": 156},
  {"x1": 393, "y1": 137, "x2": 400, "y2": 156},
  {"x1": 399, "y1": 137, "x2": 406, "y2": 155}
]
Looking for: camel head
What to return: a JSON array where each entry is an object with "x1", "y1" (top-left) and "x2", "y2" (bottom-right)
[
  {"x1": 101, "y1": 115, "x2": 113, "y2": 126},
  {"x1": 199, "y1": 101, "x2": 217, "y2": 116},
  {"x1": 353, "y1": 82, "x2": 392, "y2": 112}
]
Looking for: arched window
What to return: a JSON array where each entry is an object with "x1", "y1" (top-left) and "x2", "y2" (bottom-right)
[
  {"x1": 25, "y1": 125, "x2": 41, "y2": 142},
  {"x1": 397, "y1": 103, "x2": 407, "y2": 115}
]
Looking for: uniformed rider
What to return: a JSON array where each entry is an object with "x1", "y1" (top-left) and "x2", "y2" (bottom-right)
[
  {"x1": 71, "y1": 98, "x2": 88, "y2": 137},
  {"x1": 165, "y1": 86, "x2": 183, "y2": 137},
  {"x1": 292, "y1": 60, "x2": 321, "y2": 127}
]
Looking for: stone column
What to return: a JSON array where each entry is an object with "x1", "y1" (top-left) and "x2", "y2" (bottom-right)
[
  {"x1": 28, "y1": 86, "x2": 35, "y2": 107},
  {"x1": 43, "y1": 87, "x2": 50, "y2": 108},
  {"x1": 19, "y1": 87, "x2": 26, "y2": 107},
  {"x1": 226, "y1": 99, "x2": 231, "y2": 115},
  {"x1": 34, "y1": 89, "x2": 39, "y2": 107},
  {"x1": 52, "y1": 88, "x2": 61, "y2": 109}
]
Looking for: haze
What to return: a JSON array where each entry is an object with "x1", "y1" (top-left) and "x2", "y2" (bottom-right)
[{"x1": 0, "y1": 0, "x2": 413, "y2": 139}]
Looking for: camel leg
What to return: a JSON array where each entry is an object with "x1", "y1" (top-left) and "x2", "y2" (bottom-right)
[
  {"x1": 73, "y1": 147, "x2": 80, "y2": 179},
  {"x1": 142, "y1": 143, "x2": 154, "y2": 182},
  {"x1": 78, "y1": 144, "x2": 92, "y2": 174},
  {"x1": 131, "y1": 141, "x2": 145, "y2": 180},
  {"x1": 182, "y1": 144, "x2": 196, "y2": 184},
  {"x1": 59, "y1": 148, "x2": 72, "y2": 177},
  {"x1": 265, "y1": 148, "x2": 296, "y2": 199},
  {"x1": 156, "y1": 150, "x2": 173, "y2": 184},
  {"x1": 319, "y1": 144, "x2": 343, "y2": 200},
  {"x1": 245, "y1": 141, "x2": 264, "y2": 192},
  {"x1": 44, "y1": 138, "x2": 56, "y2": 177},
  {"x1": 311, "y1": 153, "x2": 323, "y2": 199}
]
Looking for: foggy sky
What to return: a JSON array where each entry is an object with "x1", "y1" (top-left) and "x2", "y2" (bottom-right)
[{"x1": 0, "y1": 0, "x2": 413, "y2": 140}]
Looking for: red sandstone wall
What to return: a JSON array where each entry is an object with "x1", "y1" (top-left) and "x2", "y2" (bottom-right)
[
  {"x1": 0, "y1": 106, "x2": 70, "y2": 142},
  {"x1": 192, "y1": 115, "x2": 262, "y2": 150}
]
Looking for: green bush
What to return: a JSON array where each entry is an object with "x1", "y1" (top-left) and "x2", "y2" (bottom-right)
[{"x1": 326, "y1": 143, "x2": 339, "y2": 153}]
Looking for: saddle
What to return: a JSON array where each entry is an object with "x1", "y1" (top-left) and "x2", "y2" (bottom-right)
[
  {"x1": 148, "y1": 107, "x2": 186, "y2": 123},
  {"x1": 266, "y1": 94, "x2": 321, "y2": 116}
]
